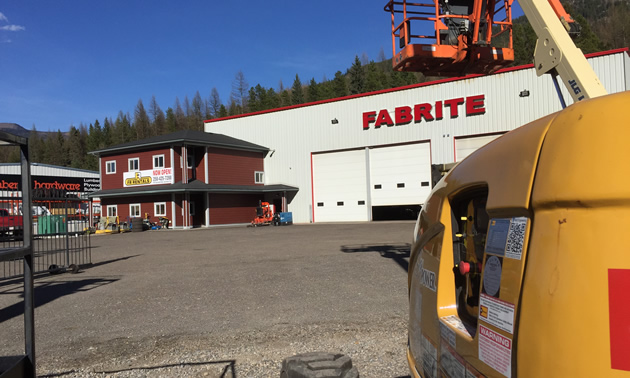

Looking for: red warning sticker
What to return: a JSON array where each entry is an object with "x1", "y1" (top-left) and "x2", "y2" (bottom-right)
[
  {"x1": 609, "y1": 269, "x2": 630, "y2": 371},
  {"x1": 478, "y1": 325, "x2": 511, "y2": 378}
]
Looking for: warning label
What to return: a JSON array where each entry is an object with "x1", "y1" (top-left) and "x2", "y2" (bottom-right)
[
  {"x1": 440, "y1": 320, "x2": 456, "y2": 348},
  {"x1": 440, "y1": 340, "x2": 466, "y2": 378},
  {"x1": 479, "y1": 325, "x2": 512, "y2": 378},
  {"x1": 421, "y1": 334, "x2": 438, "y2": 378},
  {"x1": 479, "y1": 294, "x2": 515, "y2": 334},
  {"x1": 440, "y1": 315, "x2": 471, "y2": 338}
]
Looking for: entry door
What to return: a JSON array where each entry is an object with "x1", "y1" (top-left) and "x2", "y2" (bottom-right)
[
  {"x1": 369, "y1": 143, "x2": 432, "y2": 206},
  {"x1": 312, "y1": 150, "x2": 368, "y2": 222}
]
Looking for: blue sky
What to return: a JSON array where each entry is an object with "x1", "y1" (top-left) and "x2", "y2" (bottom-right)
[{"x1": 0, "y1": 1, "x2": 524, "y2": 132}]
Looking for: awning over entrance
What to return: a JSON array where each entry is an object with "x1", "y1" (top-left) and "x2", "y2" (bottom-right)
[{"x1": 88, "y1": 181, "x2": 299, "y2": 198}]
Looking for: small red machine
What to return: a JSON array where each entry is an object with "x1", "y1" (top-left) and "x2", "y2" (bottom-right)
[{"x1": 251, "y1": 201, "x2": 275, "y2": 227}]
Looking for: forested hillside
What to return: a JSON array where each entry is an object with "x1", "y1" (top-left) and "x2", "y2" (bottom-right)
[{"x1": 1, "y1": 0, "x2": 627, "y2": 169}]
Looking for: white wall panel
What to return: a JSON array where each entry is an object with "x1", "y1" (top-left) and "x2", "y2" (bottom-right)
[{"x1": 206, "y1": 51, "x2": 629, "y2": 223}]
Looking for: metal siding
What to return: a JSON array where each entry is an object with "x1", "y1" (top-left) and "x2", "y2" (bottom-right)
[
  {"x1": 206, "y1": 52, "x2": 628, "y2": 223},
  {"x1": 0, "y1": 164, "x2": 99, "y2": 178}
]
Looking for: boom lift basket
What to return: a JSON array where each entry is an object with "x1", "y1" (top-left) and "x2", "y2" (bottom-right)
[{"x1": 384, "y1": 0, "x2": 515, "y2": 76}]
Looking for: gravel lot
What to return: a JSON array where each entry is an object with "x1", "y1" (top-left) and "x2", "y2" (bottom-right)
[{"x1": 1, "y1": 222, "x2": 414, "y2": 377}]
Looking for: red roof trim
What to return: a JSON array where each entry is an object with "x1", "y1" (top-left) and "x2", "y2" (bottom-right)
[{"x1": 204, "y1": 48, "x2": 629, "y2": 124}]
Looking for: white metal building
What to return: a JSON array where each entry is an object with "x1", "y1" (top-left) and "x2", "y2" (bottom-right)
[{"x1": 205, "y1": 49, "x2": 630, "y2": 223}]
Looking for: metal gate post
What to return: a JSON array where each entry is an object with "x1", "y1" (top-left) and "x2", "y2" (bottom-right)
[{"x1": 65, "y1": 197, "x2": 70, "y2": 268}]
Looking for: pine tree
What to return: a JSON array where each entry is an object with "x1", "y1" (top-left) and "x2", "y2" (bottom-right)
[
  {"x1": 349, "y1": 56, "x2": 365, "y2": 95},
  {"x1": 254, "y1": 84, "x2": 268, "y2": 110},
  {"x1": 102, "y1": 118, "x2": 113, "y2": 147},
  {"x1": 208, "y1": 88, "x2": 222, "y2": 118},
  {"x1": 165, "y1": 107, "x2": 177, "y2": 132},
  {"x1": 134, "y1": 99, "x2": 151, "y2": 140},
  {"x1": 66, "y1": 126, "x2": 85, "y2": 168},
  {"x1": 191, "y1": 91, "x2": 204, "y2": 131},
  {"x1": 231, "y1": 70, "x2": 249, "y2": 112},
  {"x1": 291, "y1": 74, "x2": 304, "y2": 105},
  {"x1": 332, "y1": 71, "x2": 349, "y2": 97},
  {"x1": 306, "y1": 78, "x2": 321, "y2": 102},
  {"x1": 280, "y1": 90, "x2": 291, "y2": 107},
  {"x1": 266, "y1": 88, "x2": 281, "y2": 109},
  {"x1": 365, "y1": 62, "x2": 383, "y2": 92},
  {"x1": 218, "y1": 104, "x2": 228, "y2": 118},
  {"x1": 113, "y1": 112, "x2": 133, "y2": 145},
  {"x1": 89, "y1": 120, "x2": 103, "y2": 150},
  {"x1": 28, "y1": 125, "x2": 44, "y2": 163},
  {"x1": 183, "y1": 96, "x2": 192, "y2": 130},
  {"x1": 174, "y1": 97, "x2": 186, "y2": 130},
  {"x1": 149, "y1": 95, "x2": 166, "y2": 136},
  {"x1": 248, "y1": 87, "x2": 259, "y2": 112}
]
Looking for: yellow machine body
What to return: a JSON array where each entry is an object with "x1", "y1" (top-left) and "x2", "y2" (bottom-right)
[{"x1": 407, "y1": 91, "x2": 630, "y2": 377}]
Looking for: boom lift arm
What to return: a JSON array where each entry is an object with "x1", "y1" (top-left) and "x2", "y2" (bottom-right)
[
  {"x1": 519, "y1": 0, "x2": 607, "y2": 103},
  {"x1": 385, "y1": 0, "x2": 608, "y2": 104}
]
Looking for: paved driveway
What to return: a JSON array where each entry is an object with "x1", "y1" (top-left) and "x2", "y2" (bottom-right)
[{"x1": 0, "y1": 222, "x2": 414, "y2": 377}]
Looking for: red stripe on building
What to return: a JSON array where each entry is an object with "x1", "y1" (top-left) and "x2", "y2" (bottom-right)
[{"x1": 609, "y1": 269, "x2": 630, "y2": 371}]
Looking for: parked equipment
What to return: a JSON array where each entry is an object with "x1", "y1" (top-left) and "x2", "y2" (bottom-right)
[
  {"x1": 251, "y1": 201, "x2": 275, "y2": 227},
  {"x1": 391, "y1": 0, "x2": 629, "y2": 377},
  {"x1": 273, "y1": 212, "x2": 293, "y2": 226}
]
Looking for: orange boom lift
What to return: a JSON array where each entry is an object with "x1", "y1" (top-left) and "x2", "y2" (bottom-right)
[{"x1": 384, "y1": 0, "x2": 516, "y2": 76}]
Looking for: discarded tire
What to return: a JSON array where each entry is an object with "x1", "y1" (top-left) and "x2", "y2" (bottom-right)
[{"x1": 280, "y1": 352, "x2": 359, "y2": 378}]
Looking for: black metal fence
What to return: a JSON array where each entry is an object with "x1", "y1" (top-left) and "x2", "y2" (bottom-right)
[{"x1": 0, "y1": 189, "x2": 92, "y2": 280}]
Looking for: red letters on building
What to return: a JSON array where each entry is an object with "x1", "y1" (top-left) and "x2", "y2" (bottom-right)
[
  {"x1": 395, "y1": 106, "x2": 413, "y2": 125},
  {"x1": 374, "y1": 109, "x2": 394, "y2": 128},
  {"x1": 362, "y1": 94, "x2": 486, "y2": 129}
]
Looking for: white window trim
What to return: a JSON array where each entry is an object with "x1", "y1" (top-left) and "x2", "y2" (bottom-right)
[
  {"x1": 106, "y1": 205, "x2": 117, "y2": 217},
  {"x1": 129, "y1": 203, "x2": 141, "y2": 218},
  {"x1": 153, "y1": 154, "x2": 165, "y2": 169},
  {"x1": 254, "y1": 171, "x2": 264, "y2": 184},
  {"x1": 106, "y1": 160, "x2": 116, "y2": 174},
  {"x1": 128, "y1": 157, "x2": 139, "y2": 172},
  {"x1": 187, "y1": 151, "x2": 194, "y2": 169},
  {"x1": 154, "y1": 202, "x2": 167, "y2": 216}
]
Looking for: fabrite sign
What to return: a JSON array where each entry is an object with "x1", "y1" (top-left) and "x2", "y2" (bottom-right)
[
  {"x1": 123, "y1": 168, "x2": 173, "y2": 187},
  {"x1": 362, "y1": 94, "x2": 486, "y2": 129}
]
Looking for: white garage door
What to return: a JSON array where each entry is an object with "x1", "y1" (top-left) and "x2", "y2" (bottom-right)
[
  {"x1": 369, "y1": 143, "x2": 432, "y2": 206},
  {"x1": 312, "y1": 150, "x2": 369, "y2": 222},
  {"x1": 455, "y1": 134, "x2": 503, "y2": 162}
]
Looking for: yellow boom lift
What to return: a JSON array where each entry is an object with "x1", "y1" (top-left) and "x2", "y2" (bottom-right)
[{"x1": 386, "y1": 0, "x2": 630, "y2": 376}]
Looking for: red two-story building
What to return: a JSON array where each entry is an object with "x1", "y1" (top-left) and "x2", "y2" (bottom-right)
[{"x1": 89, "y1": 130, "x2": 298, "y2": 228}]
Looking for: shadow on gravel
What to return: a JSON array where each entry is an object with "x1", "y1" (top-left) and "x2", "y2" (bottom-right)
[
  {"x1": 87, "y1": 254, "x2": 142, "y2": 269},
  {"x1": 0, "y1": 278, "x2": 119, "y2": 323},
  {"x1": 340, "y1": 243, "x2": 411, "y2": 272},
  {"x1": 40, "y1": 360, "x2": 238, "y2": 377}
]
